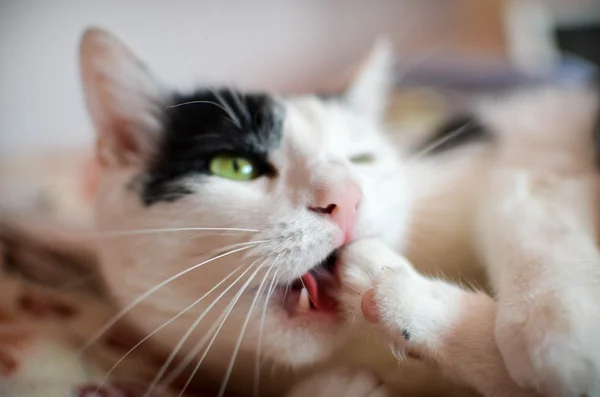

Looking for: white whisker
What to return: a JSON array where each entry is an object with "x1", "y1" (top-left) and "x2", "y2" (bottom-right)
[
  {"x1": 79, "y1": 244, "x2": 258, "y2": 355},
  {"x1": 227, "y1": 86, "x2": 251, "y2": 124},
  {"x1": 375, "y1": 120, "x2": 477, "y2": 188},
  {"x1": 166, "y1": 100, "x2": 230, "y2": 114},
  {"x1": 158, "y1": 300, "x2": 232, "y2": 392},
  {"x1": 210, "y1": 88, "x2": 242, "y2": 128},
  {"x1": 90, "y1": 227, "x2": 259, "y2": 239},
  {"x1": 409, "y1": 120, "x2": 477, "y2": 162},
  {"x1": 94, "y1": 263, "x2": 246, "y2": 392},
  {"x1": 218, "y1": 265, "x2": 274, "y2": 397},
  {"x1": 254, "y1": 262, "x2": 281, "y2": 397},
  {"x1": 172, "y1": 259, "x2": 270, "y2": 397},
  {"x1": 144, "y1": 258, "x2": 262, "y2": 397}
]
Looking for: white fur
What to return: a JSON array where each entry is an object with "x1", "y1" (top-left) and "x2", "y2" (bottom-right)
[{"x1": 476, "y1": 88, "x2": 600, "y2": 397}]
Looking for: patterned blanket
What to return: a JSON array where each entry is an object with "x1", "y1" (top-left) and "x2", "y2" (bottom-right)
[{"x1": 0, "y1": 221, "x2": 212, "y2": 397}]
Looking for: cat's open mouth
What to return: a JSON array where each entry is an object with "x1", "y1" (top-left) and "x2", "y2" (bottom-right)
[{"x1": 279, "y1": 251, "x2": 340, "y2": 315}]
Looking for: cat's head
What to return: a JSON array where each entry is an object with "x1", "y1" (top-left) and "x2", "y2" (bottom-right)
[{"x1": 81, "y1": 28, "x2": 411, "y2": 368}]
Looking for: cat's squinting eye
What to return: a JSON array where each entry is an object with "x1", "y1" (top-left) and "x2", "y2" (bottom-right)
[
  {"x1": 209, "y1": 155, "x2": 260, "y2": 181},
  {"x1": 349, "y1": 153, "x2": 375, "y2": 164}
]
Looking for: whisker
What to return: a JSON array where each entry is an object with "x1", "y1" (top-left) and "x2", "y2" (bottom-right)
[
  {"x1": 90, "y1": 227, "x2": 259, "y2": 239},
  {"x1": 210, "y1": 88, "x2": 242, "y2": 128},
  {"x1": 254, "y1": 263, "x2": 281, "y2": 397},
  {"x1": 171, "y1": 259, "x2": 270, "y2": 397},
  {"x1": 408, "y1": 120, "x2": 477, "y2": 162},
  {"x1": 200, "y1": 240, "x2": 269, "y2": 258},
  {"x1": 157, "y1": 295, "x2": 234, "y2": 392},
  {"x1": 218, "y1": 265, "x2": 274, "y2": 397},
  {"x1": 166, "y1": 100, "x2": 230, "y2": 114},
  {"x1": 158, "y1": 301, "x2": 231, "y2": 393},
  {"x1": 79, "y1": 243, "x2": 258, "y2": 354},
  {"x1": 144, "y1": 258, "x2": 262, "y2": 397},
  {"x1": 94, "y1": 263, "x2": 247, "y2": 392},
  {"x1": 373, "y1": 120, "x2": 478, "y2": 190},
  {"x1": 227, "y1": 86, "x2": 251, "y2": 124},
  {"x1": 188, "y1": 232, "x2": 248, "y2": 241}
]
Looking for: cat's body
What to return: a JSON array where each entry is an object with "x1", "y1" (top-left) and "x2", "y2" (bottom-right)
[
  {"x1": 337, "y1": 87, "x2": 600, "y2": 397},
  {"x1": 78, "y1": 27, "x2": 600, "y2": 397}
]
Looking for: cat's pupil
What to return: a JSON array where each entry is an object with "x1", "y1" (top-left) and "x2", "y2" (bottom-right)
[{"x1": 233, "y1": 159, "x2": 240, "y2": 173}]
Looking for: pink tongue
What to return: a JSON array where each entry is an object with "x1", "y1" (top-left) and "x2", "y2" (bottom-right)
[{"x1": 301, "y1": 273, "x2": 336, "y2": 311}]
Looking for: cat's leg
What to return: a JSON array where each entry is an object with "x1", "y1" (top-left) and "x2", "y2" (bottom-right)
[
  {"x1": 286, "y1": 366, "x2": 393, "y2": 397},
  {"x1": 478, "y1": 169, "x2": 600, "y2": 397},
  {"x1": 338, "y1": 239, "x2": 539, "y2": 397}
]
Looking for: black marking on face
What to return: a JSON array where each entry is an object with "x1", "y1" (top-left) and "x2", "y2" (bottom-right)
[
  {"x1": 141, "y1": 89, "x2": 284, "y2": 205},
  {"x1": 402, "y1": 328, "x2": 411, "y2": 341},
  {"x1": 418, "y1": 114, "x2": 490, "y2": 155}
]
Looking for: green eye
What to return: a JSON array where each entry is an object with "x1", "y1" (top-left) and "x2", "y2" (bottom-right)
[
  {"x1": 349, "y1": 153, "x2": 375, "y2": 164},
  {"x1": 209, "y1": 155, "x2": 260, "y2": 181}
]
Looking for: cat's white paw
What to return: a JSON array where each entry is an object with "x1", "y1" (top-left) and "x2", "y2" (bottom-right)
[
  {"x1": 495, "y1": 288, "x2": 600, "y2": 397},
  {"x1": 337, "y1": 239, "x2": 410, "y2": 323},
  {"x1": 338, "y1": 239, "x2": 462, "y2": 351},
  {"x1": 286, "y1": 366, "x2": 393, "y2": 397},
  {"x1": 367, "y1": 266, "x2": 465, "y2": 354}
]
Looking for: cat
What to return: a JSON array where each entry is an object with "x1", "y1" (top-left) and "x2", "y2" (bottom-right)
[{"x1": 79, "y1": 26, "x2": 600, "y2": 397}]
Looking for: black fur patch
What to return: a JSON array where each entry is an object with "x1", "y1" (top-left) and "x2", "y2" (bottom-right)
[
  {"x1": 418, "y1": 114, "x2": 490, "y2": 155},
  {"x1": 141, "y1": 89, "x2": 283, "y2": 205}
]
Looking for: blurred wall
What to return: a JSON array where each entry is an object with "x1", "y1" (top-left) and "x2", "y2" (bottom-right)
[{"x1": 0, "y1": 0, "x2": 508, "y2": 157}]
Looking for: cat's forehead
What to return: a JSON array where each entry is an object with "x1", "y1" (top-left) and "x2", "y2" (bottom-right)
[{"x1": 281, "y1": 95, "x2": 376, "y2": 151}]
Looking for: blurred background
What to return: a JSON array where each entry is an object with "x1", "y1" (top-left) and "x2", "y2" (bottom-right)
[{"x1": 0, "y1": 0, "x2": 599, "y2": 220}]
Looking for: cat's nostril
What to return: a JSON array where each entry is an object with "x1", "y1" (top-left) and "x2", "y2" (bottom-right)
[{"x1": 309, "y1": 204, "x2": 336, "y2": 215}]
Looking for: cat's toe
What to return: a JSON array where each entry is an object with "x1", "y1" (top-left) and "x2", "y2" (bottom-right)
[{"x1": 337, "y1": 239, "x2": 411, "y2": 323}]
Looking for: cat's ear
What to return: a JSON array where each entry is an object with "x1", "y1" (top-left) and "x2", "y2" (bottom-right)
[
  {"x1": 79, "y1": 28, "x2": 166, "y2": 167},
  {"x1": 345, "y1": 38, "x2": 395, "y2": 121}
]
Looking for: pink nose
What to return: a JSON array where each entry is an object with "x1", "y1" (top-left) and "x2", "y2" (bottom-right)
[{"x1": 309, "y1": 182, "x2": 362, "y2": 242}]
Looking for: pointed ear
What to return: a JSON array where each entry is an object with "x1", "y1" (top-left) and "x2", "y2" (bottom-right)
[
  {"x1": 345, "y1": 38, "x2": 395, "y2": 121},
  {"x1": 79, "y1": 28, "x2": 166, "y2": 167}
]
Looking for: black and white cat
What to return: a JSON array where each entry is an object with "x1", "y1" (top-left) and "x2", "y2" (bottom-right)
[{"x1": 80, "y1": 27, "x2": 600, "y2": 397}]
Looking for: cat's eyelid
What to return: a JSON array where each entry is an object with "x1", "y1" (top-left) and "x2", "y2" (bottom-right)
[{"x1": 349, "y1": 153, "x2": 376, "y2": 164}]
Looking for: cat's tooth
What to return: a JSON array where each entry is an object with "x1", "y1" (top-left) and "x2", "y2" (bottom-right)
[{"x1": 298, "y1": 287, "x2": 311, "y2": 312}]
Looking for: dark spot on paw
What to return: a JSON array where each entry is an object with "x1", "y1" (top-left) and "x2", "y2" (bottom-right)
[{"x1": 402, "y1": 328, "x2": 411, "y2": 341}]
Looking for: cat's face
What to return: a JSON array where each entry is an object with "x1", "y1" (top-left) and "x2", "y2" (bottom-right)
[{"x1": 82, "y1": 29, "x2": 410, "y2": 368}]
